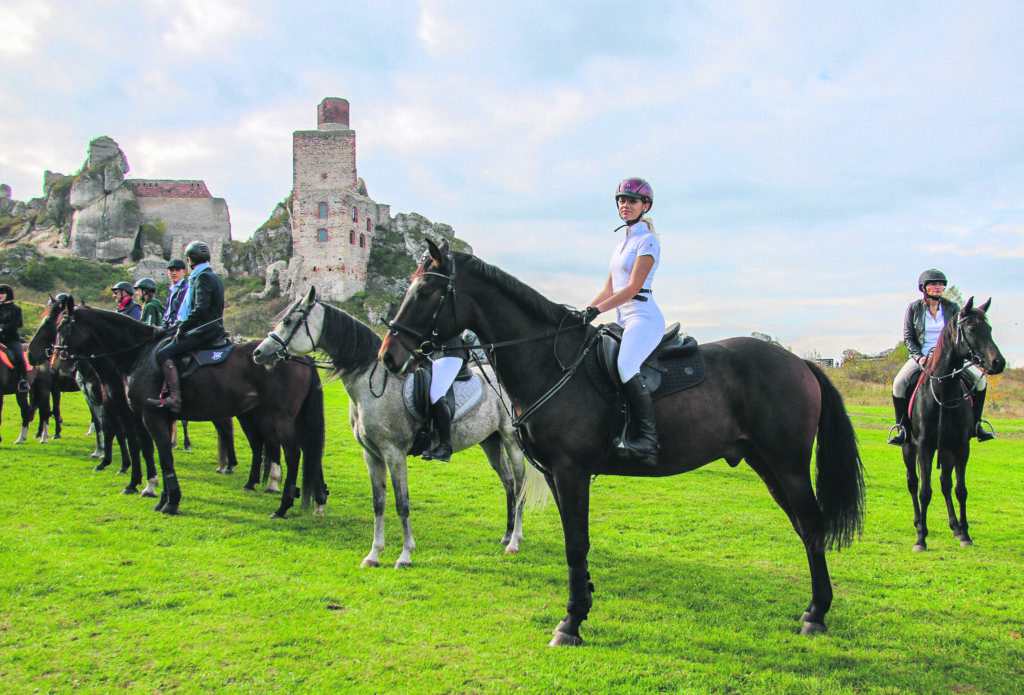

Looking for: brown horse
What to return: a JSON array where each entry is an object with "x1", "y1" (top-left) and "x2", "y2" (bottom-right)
[
  {"x1": 48, "y1": 298, "x2": 328, "y2": 517},
  {"x1": 379, "y1": 240, "x2": 866, "y2": 645},
  {"x1": 899, "y1": 297, "x2": 1005, "y2": 551}
]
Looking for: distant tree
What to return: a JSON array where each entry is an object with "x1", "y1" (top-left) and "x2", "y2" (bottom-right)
[{"x1": 944, "y1": 284, "x2": 965, "y2": 306}]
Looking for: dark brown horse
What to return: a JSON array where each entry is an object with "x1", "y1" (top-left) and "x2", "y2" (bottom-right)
[
  {"x1": 899, "y1": 297, "x2": 1005, "y2": 551},
  {"x1": 0, "y1": 343, "x2": 33, "y2": 445},
  {"x1": 379, "y1": 241, "x2": 866, "y2": 645},
  {"x1": 48, "y1": 298, "x2": 328, "y2": 517}
]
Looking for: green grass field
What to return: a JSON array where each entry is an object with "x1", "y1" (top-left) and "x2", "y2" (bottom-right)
[{"x1": 1, "y1": 388, "x2": 1022, "y2": 694}]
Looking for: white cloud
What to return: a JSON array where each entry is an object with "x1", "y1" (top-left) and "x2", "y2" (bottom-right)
[{"x1": 0, "y1": 0, "x2": 51, "y2": 57}]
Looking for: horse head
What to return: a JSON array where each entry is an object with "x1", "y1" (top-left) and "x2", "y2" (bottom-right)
[
  {"x1": 28, "y1": 295, "x2": 75, "y2": 368},
  {"x1": 253, "y1": 286, "x2": 322, "y2": 366},
  {"x1": 955, "y1": 297, "x2": 1005, "y2": 376},
  {"x1": 379, "y1": 238, "x2": 461, "y2": 375}
]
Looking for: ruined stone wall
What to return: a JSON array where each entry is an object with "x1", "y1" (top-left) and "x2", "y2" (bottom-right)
[
  {"x1": 130, "y1": 180, "x2": 212, "y2": 198},
  {"x1": 137, "y1": 197, "x2": 231, "y2": 273}
]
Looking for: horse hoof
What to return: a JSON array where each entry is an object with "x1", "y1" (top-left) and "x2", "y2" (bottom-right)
[
  {"x1": 799, "y1": 622, "x2": 827, "y2": 636},
  {"x1": 121, "y1": 487, "x2": 139, "y2": 496},
  {"x1": 961, "y1": 539, "x2": 974, "y2": 547},
  {"x1": 161, "y1": 506, "x2": 180, "y2": 516},
  {"x1": 215, "y1": 468, "x2": 225, "y2": 475},
  {"x1": 223, "y1": 467, "x2": 234, "y2": 475},
  {"x1": 269, "y1": 512, "x2": 286, "y2": 519},
  {"x1": 549, "y1": 630, "x2": 584, "y2": 647},
  {"x1": 394, "y1": 561, "x2": 412, "y2": 570},
  {"x1": 153, "y1": 501, "x2": 166, "y2": 513},
  {"x1": 313, "y1": 506, "x2": 325, "y2": 517},
  {"x1": 183, "y1": 446, "x2": 191, "y2": 453},
  {"x1": 117, "y1": 468, "x2": 129, "y2": 475},
  {"x1": 243, "y1": 484, "x2": 256, "y2": 491},
  {"x1": 141, "y1": 490, "x2": 158, "y2": 498},
  {"x1": 504, "y1": 546, "x2": 520, "y2": 554},
  {"x1": 913, "y1": 544, "x2": 927, "y2": 552},
  {"x1": 93, "y1": 462, "x2": 110, "y2": 472}
]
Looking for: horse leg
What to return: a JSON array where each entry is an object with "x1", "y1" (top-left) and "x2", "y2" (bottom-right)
[
  {"x1": 52, "y1": 391, "x2": 62, "y2": 439},
  {"x1": 549, "y1": 465, "x2": 592, "y2": 647},
  {"x1": 14, "y1": 392, "x2": 31, "y2": 444},
  {"x1": 213, "y1": 418, "x2": 238, "y2": 474},
  {"x1": 747, "y1": 454, "x2": 832, "y2": 635},
  {"x1": 480, "y1": 434, "x2": 523, "y2": 552},
  {"x1": 943, "y1": 444, "x2": 973, "y2": 546},
  {"x1": 269, "y1": 443, "x2": 302, "y2": 519},
  {"x1": 913, "y1": 444, "x2": 936, "y2": 551},
  {"x1": 143, "y1": 413, "x2": 181, "y2": 515},
  {"x1": 388, "y1": 454, "x2": 415, "y2": 569},
  {"x1": 358, "y1": 451, "x2": 392, "y2": 568},
  {"x1": 182, "y1": 421, "x2": 191, "y2": 453}
]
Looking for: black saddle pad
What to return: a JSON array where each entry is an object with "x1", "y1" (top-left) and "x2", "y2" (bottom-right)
[
  {"x1": 584, "y1": 333, "x2": 706, "y2": 404},
  {"x1": 149, "y1": 335, "x2": 235, "y2": 378}
]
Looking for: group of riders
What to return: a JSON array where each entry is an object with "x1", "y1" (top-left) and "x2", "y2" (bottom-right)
[{"x1": 1, "y1": 185, "x2": 997, "y2": 461}]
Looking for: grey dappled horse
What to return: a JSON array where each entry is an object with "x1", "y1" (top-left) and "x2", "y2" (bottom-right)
[{"x1": 254, "y1": 287, "x2": 546, "y2": 569}]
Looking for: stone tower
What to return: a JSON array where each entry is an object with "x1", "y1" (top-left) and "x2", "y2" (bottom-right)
[{"x1": 291, "y1": 98, "x2": 390, "y2": 301}]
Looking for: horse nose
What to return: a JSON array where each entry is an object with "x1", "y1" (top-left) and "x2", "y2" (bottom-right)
[
  {"x1": 990, "y1": 354, "x2": 1006, "y2": 375},
  {"x1": 381, "y1": 350, "x2": 396, "y2": 373}
]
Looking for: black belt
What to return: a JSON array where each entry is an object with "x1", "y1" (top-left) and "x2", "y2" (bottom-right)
[{"x1": 632, "y1": 288, "x2": 652, "y2": 302}]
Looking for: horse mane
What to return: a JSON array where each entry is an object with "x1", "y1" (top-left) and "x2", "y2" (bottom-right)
[
  {"x1": 453, "y1": 251, "x2": 576, "y2": 326},
  {"x1": 71, "y1": 306, "x2": 161, "y2": 350},
  {"x1": 922, "y1": 307, "x2": 975, "y2": 376},
  {"x1": 316, "y1": 302, "x2": 383, "y2": 376}
]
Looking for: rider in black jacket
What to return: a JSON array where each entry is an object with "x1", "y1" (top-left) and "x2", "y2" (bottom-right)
[
  {"x1": 0, "y1": 284, "x2": 29, "y2": 393},
  {"x1": 147, "y1": 241, "x2": 225, "y2": 413}
]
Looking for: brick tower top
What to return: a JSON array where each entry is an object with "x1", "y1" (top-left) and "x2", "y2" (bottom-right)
[{"x1": 318, "y1": 98, "x2": 350, "y2": 131}]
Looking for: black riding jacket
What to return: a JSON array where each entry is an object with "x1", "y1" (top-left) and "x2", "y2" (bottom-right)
[
  {"x1": 0, "y1": 301, "x2": 24, "y2": 344},
  {"x1": 902, "y1": 298, "x2": 960, "y2": 361}
]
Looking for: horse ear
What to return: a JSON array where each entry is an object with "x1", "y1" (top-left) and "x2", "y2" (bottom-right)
[
  {"x1": 979, "y1": 297, "x2": 991, "y2": 313},
  {"x1": 962, "y1": 296, "x2": 975, "y2": 313},
  {"x1": 304, "y1": 286, "x2": 316, "y2": 306},
  {"x1": 426, "y1": 239, "x2": 450, "y2": 267}
]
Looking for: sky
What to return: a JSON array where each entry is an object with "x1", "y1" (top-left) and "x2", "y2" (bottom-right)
[{"x1": 2, "y1": 0, "x2": 1022, "y2": 365}]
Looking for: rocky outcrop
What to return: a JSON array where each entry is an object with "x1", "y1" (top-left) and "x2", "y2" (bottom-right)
[
  {"x1": 68, "y1": 137, "x2": 140, "y2": 262},
  {"x1": 223, "y1": 199, "x2": 293, "y2": 277}
]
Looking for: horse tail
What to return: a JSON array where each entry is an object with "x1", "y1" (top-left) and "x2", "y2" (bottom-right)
[
  {"x1": 805, "y1": 360, "x2": 866, "y2": 550},
  {"x1": 298, "y1": 367, "x2": 328, "y2": 510}
]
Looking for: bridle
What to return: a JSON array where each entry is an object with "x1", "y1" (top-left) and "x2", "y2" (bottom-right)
[
  {"x1": 385, "y1": 256, "x2": 459, "y2": 361},
  {"x1": 263, "y1": 300, "x2": 318, "y2": 360},
  {"x1": 384, "y1": 252, "x2": 600, "y2": 475},
  {"x1": 927, "y1": 310, "x2": 989, "y2": 408}
]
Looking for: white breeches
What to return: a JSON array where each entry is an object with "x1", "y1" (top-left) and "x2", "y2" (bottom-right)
[
  {"x1": 893, "y1": 358, "x2": 986, "y2": 397},
  {"x1": 615, "y1": 298, "x2": 666, "y2": 383},
  {"x1": 429, "y1": 356, "x2": 463, "y2": 403}
]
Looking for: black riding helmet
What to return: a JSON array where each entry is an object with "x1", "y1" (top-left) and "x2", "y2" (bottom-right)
[
  {"x1": 0, "y1": 283, "x2": 13, "y2": 301},
  {"x1": 918, "y1": 268, "x2": 947, "y2": 292},
  {"x1": 134, "y1": 278, "x2": 157, "y2": 292},
  {"x1": 112, "y1": 281, "x2": 135, "y2": 294}
]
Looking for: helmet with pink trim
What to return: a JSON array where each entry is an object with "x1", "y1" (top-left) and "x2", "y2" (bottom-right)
[{"x1": 615, "y1": 177, "x2": 654, "y2": 210}]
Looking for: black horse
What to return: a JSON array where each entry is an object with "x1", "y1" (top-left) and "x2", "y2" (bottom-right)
[
  {"x1": 899, "y1": 297, "x2": 1005, "y2": 551},
  {"x1": 380, "y1": 241, "x2": 866, "y2": 645},
  {"x1": 48, "y1": 298, "x2": 328, "y2": 518}
]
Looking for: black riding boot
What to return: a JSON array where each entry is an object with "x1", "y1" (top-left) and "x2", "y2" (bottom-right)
[
  {"x1": 146, "y1": 359, "x2": 181, "y2": 414},
  {"x1": 887, "y1": 395, "x2": 908, "y2": 446},
  {"x1": 615, "y1": 374, "x2": 659, "y2": 466},
  {"x1": 11, "y1": 342, "x2": 29, "y2": 393},
  {"x1": 972, "y1": 388, "x2": 995, "y2": 442},
  {"x1": 422, "y1": 399, "x2": 453, "y2": 462}
]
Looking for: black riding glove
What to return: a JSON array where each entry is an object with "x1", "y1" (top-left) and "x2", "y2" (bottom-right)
[{"x1": 582, "y1": 306, "x2": 601, "y2": 324}]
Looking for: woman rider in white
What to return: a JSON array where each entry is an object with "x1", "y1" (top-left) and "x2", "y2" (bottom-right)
[
  {"x1": 421, "y1": 334, "x2": 466, "y2": 462},
  {"x1": 583, "y1": 177, "x2": 665, "y2": 466}
]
